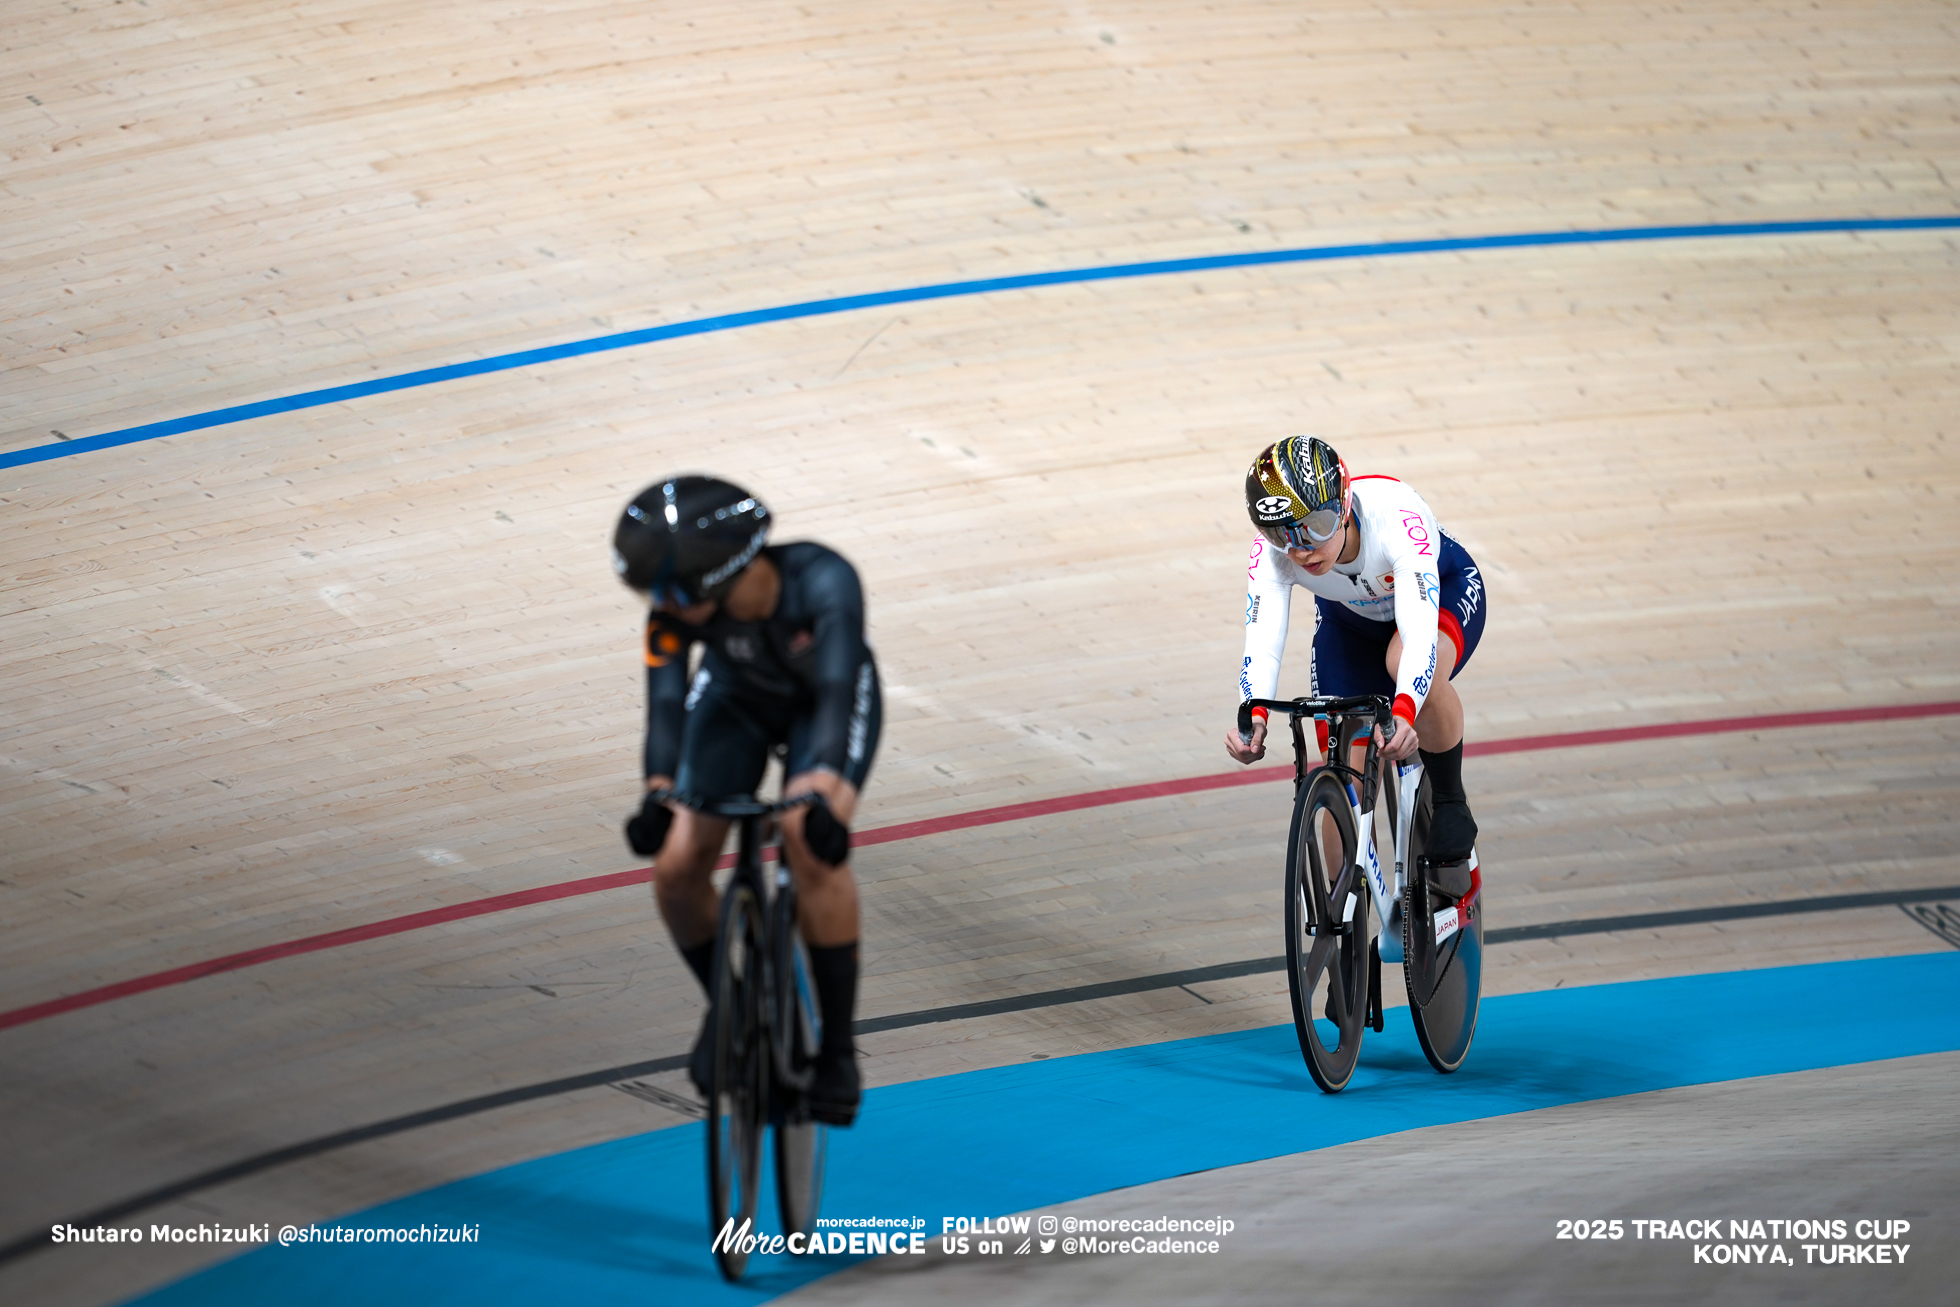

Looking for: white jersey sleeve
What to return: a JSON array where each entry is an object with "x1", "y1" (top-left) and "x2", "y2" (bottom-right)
[
  {"x1": 1377, "y1": 489, "x2": 1444, "y2": 730},
  {"x1": 1239, "y1": 537, "x2": 1294, "y2": 705}
]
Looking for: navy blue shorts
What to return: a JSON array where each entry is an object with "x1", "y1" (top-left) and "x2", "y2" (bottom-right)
[
  {"x1": 1310, "y1": 533, "x2": 1486, "y2": 700},
  {"x1": 672, "y1": 653, "x2": 881, "y2": 804}
]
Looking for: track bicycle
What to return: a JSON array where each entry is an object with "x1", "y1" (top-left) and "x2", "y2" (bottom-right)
[
  {"x1": 651, "y1": 789, "x2": 828, "y2": 1281},
  {"x1": 1236, "y1": 695, "x2": 1485, "y2": 1092}
]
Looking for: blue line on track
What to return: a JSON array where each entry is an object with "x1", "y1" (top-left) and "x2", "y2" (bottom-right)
[
  {"x1": 8, "y1": 216, "x2": 1958, "y2": 475},
  {"x1": 134, "y1": 951, "x2": 1960, "y2": 1306}
]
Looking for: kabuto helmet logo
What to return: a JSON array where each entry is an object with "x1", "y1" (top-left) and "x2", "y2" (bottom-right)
[{"x1": 1246, "y1": 448, "x2": 1304, "y2": 524}]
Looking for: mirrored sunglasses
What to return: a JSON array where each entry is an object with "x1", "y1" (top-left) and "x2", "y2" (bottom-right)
[{"x1": 1261, "y1": 504, "x2": 1341, "y2": 550}]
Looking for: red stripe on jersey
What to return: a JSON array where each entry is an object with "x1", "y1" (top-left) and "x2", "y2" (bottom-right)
[{"x1": 1437, "y1": 609, "x2": 1464, "y2": 665}]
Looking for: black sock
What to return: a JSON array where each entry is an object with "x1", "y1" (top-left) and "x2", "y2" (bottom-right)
[
  {"x1": 1419, "y1": 740, "x2": 1467, "y2": 805},
  {"x1": 808, "y1": 941, "x2": 859, "y2": 1056},
  {"x1": 680, "y1": 940, "x2": 715, "y2": 996}
]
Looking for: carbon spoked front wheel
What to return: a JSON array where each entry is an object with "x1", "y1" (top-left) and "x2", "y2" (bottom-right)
[
  {"x1": 770, "y1": 893, "x2": 826, "y2": 1238},
  {"x1": 1400, "y1": 778, "x2": 1484, "y2": 1073},
  {"x1": 707, "y1": 885, "x2": 766, "y2": 1281},
  {"x1": 774, "y1": 1112, "x2": 826, "y2": 1242},
  {"x1": 1285, "y1": 770, "x2": 1371, "y2": 1093}
]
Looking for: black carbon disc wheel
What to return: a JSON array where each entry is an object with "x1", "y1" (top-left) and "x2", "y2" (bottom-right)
[
  {"x1": 1285, "y1": 769, "x2": 1371, "y2": 1093},
  {"x1": 1400, "y1": 776, "x2": 1484, "y2": 1074},
  {"x1": 769, "y1": 889, "x2": 825, "y2": 1238},
  {"x1": 707, "y1": 885, "x2": 766, "y2": 1281}
]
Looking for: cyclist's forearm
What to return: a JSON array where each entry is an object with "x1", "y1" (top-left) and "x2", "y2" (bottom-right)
[
  {"x1": 1389, "y1": 576, "x2": 1442, "y2": 728},
  {"x1": 801, "y1": 678, "x2": 861, "y2": 776}
]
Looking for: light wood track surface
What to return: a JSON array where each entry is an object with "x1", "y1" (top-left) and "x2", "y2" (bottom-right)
[
  {"x1": 3, "y1": 1, "x2": 1958, "y2": 1303},
  {"x1": 783, "y1": 1054, "x2": 1960, "y2": 1305}
]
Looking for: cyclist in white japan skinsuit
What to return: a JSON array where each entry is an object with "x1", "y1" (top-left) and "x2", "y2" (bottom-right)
[{"x1": 1224, "y1": 435, "x2": 1487, "y2": 861}]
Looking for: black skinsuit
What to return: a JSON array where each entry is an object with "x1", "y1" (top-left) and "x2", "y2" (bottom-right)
[{"x1": 642, "y1": 542, "x2": 881, "y2": 801}]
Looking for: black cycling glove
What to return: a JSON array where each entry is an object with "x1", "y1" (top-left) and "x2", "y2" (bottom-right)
[
  {"x1": 802, "y1": 798, "x2": 851, "y2": 867},
  {"x1": 624, "y1": 792, "x2": 673, "y2": 857}
]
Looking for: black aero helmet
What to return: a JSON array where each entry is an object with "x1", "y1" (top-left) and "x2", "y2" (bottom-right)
[
  {"x1": 1246, "y1": 436, "x2": 1347, "y2": 549},
  {"x1": 611, "y1": 475, "x2": 770, "y2": 604}
]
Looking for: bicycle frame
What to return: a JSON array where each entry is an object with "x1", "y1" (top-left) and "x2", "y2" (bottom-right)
[
  {"x1": 1240, "y1": 696, "x2": 1419, "y2": 950},
  {"x1": 725, "y1": 801, "x2": 783, "y2": 908},
  {"x1": 1242, "y1": 695, "x2": 1485, "y2": 1080},
  {"x1": 647, "y1": 788, "x2": 823, "y2": 1087},
  {"x1": 653, "y1": 787, "x2": 830, "y2": 1278},
  {"x1": 1377, "y1": 757, "x2": 1424, "y2": 961}
]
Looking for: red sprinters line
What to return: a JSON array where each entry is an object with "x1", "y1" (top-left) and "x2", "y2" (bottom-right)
[
  {"x1": 1466, "y1": 701, "x2": 1960, "y2": 755},
  {"x1": 4, "y1": 699, "x2": 1956, "y2": 1033},
  {"x1": 0, "y1": 857, "x2": 726, "y2": 1033}
]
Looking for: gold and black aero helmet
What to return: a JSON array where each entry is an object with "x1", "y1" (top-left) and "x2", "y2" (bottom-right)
[
  {"x1": 1246, "y1": 436, "x2": 1347, "y2": 549},
  {"x1": 612, "y1": 475, "x2": 770, "y2": 605}
]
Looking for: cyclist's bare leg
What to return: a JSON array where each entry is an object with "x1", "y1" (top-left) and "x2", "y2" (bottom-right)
[
  {"x1": 780, "y1": 767, "x2": 863, "y2": 1122},
  {"x1": 1383, "y1": 631, "x2": 1476, "y2": 859},
  {"x1": 651, "y1": 803, "x2": 734, "y2": 949},
  {"x1": 779, "y1": 769, "x2": 860, "y2": 947},
  {"x1": 651, "y1": 801, "x2": 737, "y2": 1095},
  {"x1": 1383, "y1": 632, "x2": 1463, "y2": 752},
  {"x1": 1328, "y1": 631, "x2": 1457, "y2": 769}
]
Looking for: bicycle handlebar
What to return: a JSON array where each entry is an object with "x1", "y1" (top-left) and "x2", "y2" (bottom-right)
[
  {"x1": 643, "y1": 788, "x2": 825, "y2": 819},
  {"x1": 1236, "y1": 694, "x2": 1397, "y2": 743}
]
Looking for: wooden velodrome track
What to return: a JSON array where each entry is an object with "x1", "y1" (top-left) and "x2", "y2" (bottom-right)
[{"x1": 4, "y1": 1, "x2": 1959, "y2": 1303}]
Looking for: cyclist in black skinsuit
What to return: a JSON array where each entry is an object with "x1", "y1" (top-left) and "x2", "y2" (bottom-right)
[{"x1": 613, "y1": 475, "x2": 880, "y2": 1126}]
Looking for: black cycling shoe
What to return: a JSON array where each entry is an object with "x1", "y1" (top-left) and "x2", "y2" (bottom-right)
[
  {"x1": 1427, "y1": 799, "x2": 1479, "y2": 864},
  {"x1": 807, "y1": 1047, "x2": 861, "y2": 1127},
  {"x1": 688, "y1": 1009, "x2": 715, "y2": 1098}
]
